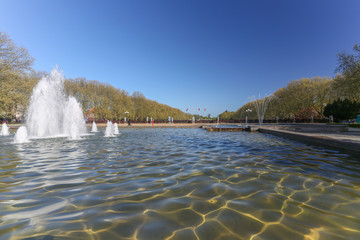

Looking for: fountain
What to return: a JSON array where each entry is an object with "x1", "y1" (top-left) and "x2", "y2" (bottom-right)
[
  {"x1": 0, "y1": 122, "x2": 10, "y2": 136},
  {"x1": 252, "y1": 94, "x2": 273, "y2": 125},
  {"x1": 245, "y1": 108, "x2": 252, "y2": 127},
  {"x1": 104, "y1": 120, "x2": 114, "y2": 137},
  {"x1": 63, "y1": 96, "x2": 87, "y2": 139},
  {"x1": 114, "y1": 123, "x2": 120, "y2": 135},
  {"x1": 14, "y1": 126, "x2": 29, "y2": 143},
  {"x1": 14, "y1": 67, "x2": 87, "y2": 143},
  {"x1": 91, "y1": 121, "x2": 98, "y2": 132}
]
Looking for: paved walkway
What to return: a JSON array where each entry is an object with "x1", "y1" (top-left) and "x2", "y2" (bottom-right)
[{"x1": 258, "y1": 127, "x2": 360, "y2": 154}]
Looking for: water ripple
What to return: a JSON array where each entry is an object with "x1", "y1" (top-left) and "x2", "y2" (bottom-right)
[{"x1": 0, "y1": 128, "x2": 359, "y2": 239}]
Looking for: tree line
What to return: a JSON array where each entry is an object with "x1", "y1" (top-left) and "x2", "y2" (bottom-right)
[
  {"x1": 2, "y1": 31, "x2": 359, "y2": 123},
  {"x1": 65, "y1": 78, "x2": 187, "y2": 121},
  {"x1": 220, "y1": 43, "x2": 360, "y2": 122},
  {"x1": 0, "y1": 32, "x2": 187, "y2": 122}
]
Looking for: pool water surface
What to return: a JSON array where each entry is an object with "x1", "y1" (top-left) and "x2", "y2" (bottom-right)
[{"x1": 0, "y1": 128, "x2": 359, "y2": 239}]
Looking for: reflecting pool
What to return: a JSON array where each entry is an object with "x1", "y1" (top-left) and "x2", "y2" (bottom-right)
[{"x1": 0, "y1": 128, "x2": 359, "y2": 239}]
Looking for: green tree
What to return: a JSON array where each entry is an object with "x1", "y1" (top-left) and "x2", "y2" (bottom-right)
[
  {"x1": 219, "y1": 110, "x2": 236, "y2": 120},
  {"x1": 324, "y1": 99, "x2": 360, "y2": 122},
  {"x1": 333, "y1": 43, "x2": 360, "y2": 101},
  {"x1": 0, "y1": 32, "x2": 37, "y2": 121},
  {"x1": 64, "y1": 78, "x2": 187, "y2": 121},
  {"x1": 0, "y1": 32, "x2": 34, "y2": 75}
]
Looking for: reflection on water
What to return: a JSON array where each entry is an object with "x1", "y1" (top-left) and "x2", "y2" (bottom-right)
[{"x1": 0, "y1": 128, "x2": 360, "y2": 239}]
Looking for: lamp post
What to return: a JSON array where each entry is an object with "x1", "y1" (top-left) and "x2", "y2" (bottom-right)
[
  {"x1": 245, "y1": 109, "x2": 252, "y2": 126},
  {"x1": 124, "y1": 111, "x2": 129, "y2": 123}
]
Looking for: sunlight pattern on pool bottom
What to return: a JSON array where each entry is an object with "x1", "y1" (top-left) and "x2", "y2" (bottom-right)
[{"x1": 0, "y1": 128, "x2": 359, "y2": 239}]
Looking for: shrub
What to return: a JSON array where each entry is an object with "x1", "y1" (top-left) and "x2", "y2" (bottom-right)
[{"x1": 324, "y1": 99, "x2": 360, "y2": 122}]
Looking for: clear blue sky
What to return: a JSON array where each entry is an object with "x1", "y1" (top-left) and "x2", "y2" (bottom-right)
[{"x1": 1, "y1": 0, "x2": 359, "y2": 117}]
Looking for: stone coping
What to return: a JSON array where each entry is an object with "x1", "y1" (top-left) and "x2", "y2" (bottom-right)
[
  {"x1": 251, "y1": 124, "x2": 349, "y2": 132},
  {"x1": 257, "y1": 127, "x2": 360, "y2": 155}
]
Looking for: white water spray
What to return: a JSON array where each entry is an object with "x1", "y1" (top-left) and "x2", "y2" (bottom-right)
[
  {"x1": 63, "y1": 96, "x2": 86, "y2": 140},
  {"x1": 14, "y1": 67, "x2": 86, "y2": 142},
  {"x1": 0, "y1": 122, "x2": 10, "y2": 136},
  {"x1": 252, "y1": 94, "x2": 273, "y2": 125},
  {"x1": 104, "y1": 121, "x2": 114, "y2": 137},
  {"x1": 114, "y1": 123, "x2": 119, "y2": 135},
  {"x1": 91, "y1": 121, "x2": 98, "y2": 132},
  {"x1": 14, "y1": 126, "x2": 29, "y2": 143}
]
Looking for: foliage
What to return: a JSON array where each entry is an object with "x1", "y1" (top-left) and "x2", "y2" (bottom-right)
[
  {"x1": 333, "y1": 43, "x2": 360, "y2": 101},
  {"x1": 0, "y1": 32, "x2": 187, "y2": 122},
  {"x1": 218, "y1": 110, "x2": 235, "y2": 120},
  {"x1": 0, "y1": 32, "x2": 38, "y2": 121},
  {"x1": 225, "y1": 77, "x2": 333, "y2": 121},
  {"x1": 294, "y1": 108, "x2": 321, "y2": 120},
  {"x1": 221, "y1": 43, "x2": 360, "y2": 121},
  {"x1": 271, "y1": 77, "x2": 332, "y2": 118},
  {"x1": 0, "y1": 32, "x2": 34, "y2": 75},
  {"x1": 65, "y1": 78, "x2": 187, "y2": 121},
  {"x1": 323, "y1": 99, "x2": 360, "y2": 122},
  {"x1": 3, "y1": 31, "x2": 359, "y2": 122}
]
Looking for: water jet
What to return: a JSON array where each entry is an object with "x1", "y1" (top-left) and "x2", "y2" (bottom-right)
[
  {"x1": 252, "y1": 94, "x2": 273, "y2": 125},
  {"x1": 14, "y1": 67, "x2": 87, "y2": 143},
  {"x1": 114, "y1": 123, "x2": 119, "y2": 135},
  {"x1": 91, "y1": 121, "x2": 98, "y2": 132},
  {"x1": 104, "y1": 120, "x2": 115, "y2": 137},
  {"x1": 14, "y1": 126, "x2": 29, "y2": 143},
  {"x1": 0, "y1": 122, "x2": 10, "y2": 136}
]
